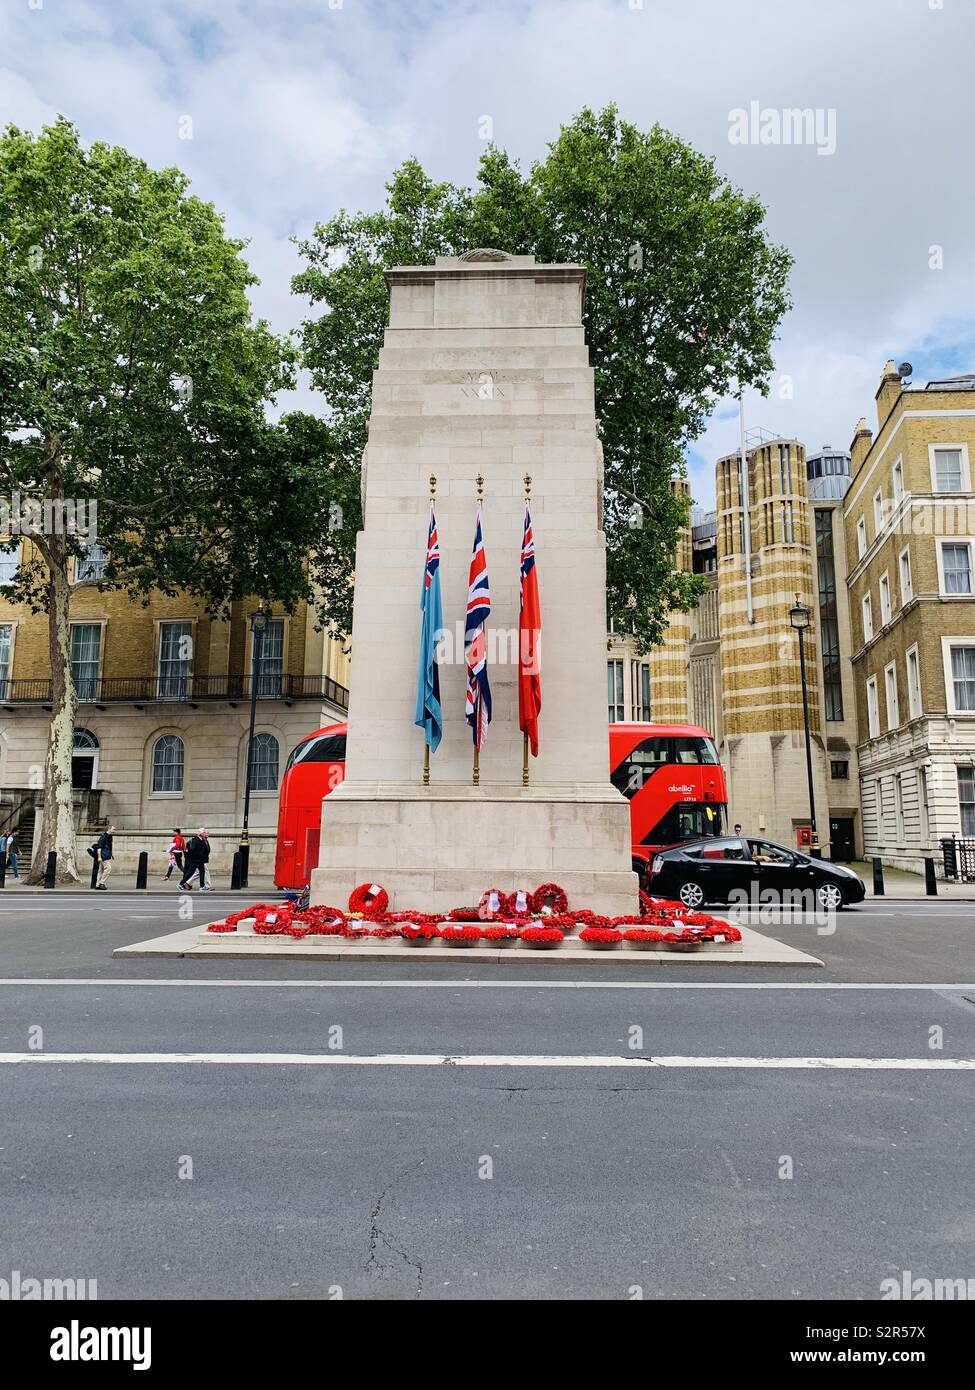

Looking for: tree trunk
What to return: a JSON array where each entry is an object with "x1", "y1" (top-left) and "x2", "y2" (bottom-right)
[{"x1": 28, "y1": 542, "x2": 79, "y2": 884}]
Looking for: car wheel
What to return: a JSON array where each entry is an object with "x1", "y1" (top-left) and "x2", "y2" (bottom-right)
[
  {"x1": 678, "y1": 880, "x2": 705, "y2": 909},
  {"x1": 816, "y1": 882, "x2": 844, "y2": 912}
]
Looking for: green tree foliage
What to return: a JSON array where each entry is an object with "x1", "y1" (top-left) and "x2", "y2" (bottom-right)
[
  {"x1": 294, "y1": 105, "x2": 792, "y2": 652},
  {"x1": 0, "y1": 119, "x2": 346, "y2": 878}
]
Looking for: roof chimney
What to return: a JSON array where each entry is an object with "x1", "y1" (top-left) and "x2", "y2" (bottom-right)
[
  {"x1": 850, "y1": 416, "x2": 873, "y2": 471},
  {"x1": 875, "y1": 359, "x2": 903, "y2": 427}
]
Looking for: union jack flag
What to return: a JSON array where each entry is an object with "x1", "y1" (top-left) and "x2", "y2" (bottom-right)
[
  {"x1": 414, "y1": 506, "x2": 443, "y2": 752},
  {"x1": 465, "y1": 508, "x2": 492, "y2": 748}
]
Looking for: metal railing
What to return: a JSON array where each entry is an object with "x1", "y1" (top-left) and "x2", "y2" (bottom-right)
[
  {"x1": 0, "y1": 674, "x2": 349, "y2": 710},
  {"x1": 942, "y1": 837, "x2": 975, "y2": 882}
]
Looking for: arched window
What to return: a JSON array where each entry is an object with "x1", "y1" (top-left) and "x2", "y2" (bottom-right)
[
  {"x1": 250, "y1": 732, "x2": 279, "y2": 792},
  {"x1": 73, "y1": 728, "x2": 99, "y2": 750},
  {"x1": 152, "y1": 734, "x2": 185, "y2": 794}
]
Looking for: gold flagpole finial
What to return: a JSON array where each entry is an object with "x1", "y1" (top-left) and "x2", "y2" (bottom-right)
[
  {"x1": 429, "y1": 473, "x2": 437, "y2": 501},
  {"x1": 475, "y1": 474, "x2": 484, "y2": 504},
  {"x1": 524, "y1": 473, "x2": 532, "y2": 502}
]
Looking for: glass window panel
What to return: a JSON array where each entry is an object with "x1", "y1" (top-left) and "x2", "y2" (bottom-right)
[
  {"x1": 70, "y1": 624, "x2": 101, "y2": 700},
  {"x1": 151, "y1": 734, "x2": 184, "y2": 793},
  {"x1": 249, "y1": 732, "x2": 279, "y2": 792}
]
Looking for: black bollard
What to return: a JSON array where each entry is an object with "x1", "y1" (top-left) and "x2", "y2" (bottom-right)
[
  {"x1": 231, "y1": 851, "x2": 242, "y2": 891},
  {"x1": 239, "y1": 843, "x2": 250, "y2": 891},
  {"x1": 43, "y1": 850, "x2": 57, "y2": 889},
  {"x1": 872, "y1": 856, "x2": 885, "y2": 896},
  {"x1": 135, "y1": 851, "x2": 148, "y2": 891},
  {"x1": 0, "y1": 849, "x2": 6, "y2": 889},
  {"x1": 924, "y1": 857, "x2": 938, "y2": 896},
  {"x1": 90, "y1": 850, "x2": 100, "y2": 890}
]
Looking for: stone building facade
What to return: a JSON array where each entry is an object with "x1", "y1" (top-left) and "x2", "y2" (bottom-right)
[
  {"x1": 844, "y1": 365, "x2": 975, "y2": 872},
  {"x1": 0, "y1": 547, "x2": 349, "y2": 875}
]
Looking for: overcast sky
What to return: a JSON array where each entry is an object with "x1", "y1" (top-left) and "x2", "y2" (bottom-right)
[{"x1": 3, "y1": 0, "x2": 973, "y2": 507}]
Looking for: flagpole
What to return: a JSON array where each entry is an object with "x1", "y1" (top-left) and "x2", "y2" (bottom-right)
[
  {"x1": 522, "y1": 472, "x2": 532, "y2": 787},
  {"x1": 473, "y1": 472, "x2": 484, "y2": 788},
  {"x1": 423, "y1": 473, "x2": 436, "y2": 787}
]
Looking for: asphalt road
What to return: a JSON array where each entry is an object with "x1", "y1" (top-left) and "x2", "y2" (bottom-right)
[{"x1": 1, "y1": 894, "x2": 974, "y2": 1300}]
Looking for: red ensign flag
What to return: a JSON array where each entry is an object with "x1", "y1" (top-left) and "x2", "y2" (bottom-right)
[{"x1": 518, "y1": 505, "x2": 541, "y2": 756}]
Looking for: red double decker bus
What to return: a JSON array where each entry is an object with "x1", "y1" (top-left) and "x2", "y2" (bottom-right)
[{"x1": 274, "y1": 721, "x2": 727, "y2": 889}]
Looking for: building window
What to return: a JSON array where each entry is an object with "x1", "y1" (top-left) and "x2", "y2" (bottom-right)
[
  {"x1": 940, "y1": 541, "x2": 973, "y2": 595},
  {"x1": 906, "y1": 645, "x2": 922, "y2": 719},
  {"x1": 76, "y1": 543, "x2": 107, "y2": 582},
  {"x1": 919, "y1": 768, "x2": 930, "y2": 842},
  {"x1": 70, "y1": 623, "x2": 102, "y2": 701},
  {"x1": 866, "y1": 676, "x2": 880, "y2": 738},
  {"x1": 899, "y1": 546, "x2": 913, "y2": 604},
  {"x1": 892, "y1": 458, "x2": 904, "y2": 505},
  {"x1": 879, "y1": 571, "x2": 892, "y2": 625},
  {"x1": 0, "y1": 623, "x2": 11, "y2": 699},
  {"x1": 607, "y1": 660, "x2": 624, "y2": 721},
  {"x1": 862, "y1": 592, "x2": 873, "y2": 643},
  {"x1": 931, "y1": 446, "x2": 967, "y2": 493},
  {"x1": 877, "y1": 776, "x2": 887, "y2": 827},
  {"x1": 249, "y1": 732, "x2": 280, "y2": 792},
  {"x1": 631, "y1": 661, "x2": 651, "y2": 721},
  {"x1": 946, "y1": 643, "x2": 975, "y2": 713},
  {"x1": 151, "y1": 734, "x2": 184, "y2": 794},
  {"x1": 814, "y1": 509, "x2": 843, "y2": 721},
  {"x1": 959, "y1": 767, "x2": 975, "y2": 838},
  {"x1": 873, "y1": 489, "x2": 885, "y2": 534},
  {"x1": 856, "y1": 517, "x2": 867, "y2": 560},
  {"x1": 830, "y1": 759, "x2": 849, "y2": 779},
  {"x1": 778, "y1": 443, "x2": 791, "y2": 495},
  {"x1": 0, "y1": 542, "x2": 20, "y2": 585},
  {"x1": 885, "y1": 662, "x2": 899, "y2": 729},
  {"x1": 894, "y1": 772, "x2": 904, "y2": 841},
  {"x1": 781, "y1": 501, "x2": 795, "y2": 544},
  {"x1": 255, "y1": 618, "x2": 284, "y2": 697},
  {"x1": 158, "y1": 621, "x2": 193, "y2": 699}
]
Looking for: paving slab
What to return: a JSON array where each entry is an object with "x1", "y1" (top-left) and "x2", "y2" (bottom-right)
[{"x1": 113, "y1": 920, "x2": 823, "y2": 967}]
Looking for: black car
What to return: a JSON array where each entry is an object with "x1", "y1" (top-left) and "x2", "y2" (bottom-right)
[{"x1": 646, "y1": 834, "x2": 866, "y2": 911}]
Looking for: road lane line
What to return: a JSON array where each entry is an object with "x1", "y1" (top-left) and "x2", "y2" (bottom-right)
[
  {"x1": 1, "y1": 1052, "x2": 974, "y2": 1068},
  {"x1": 3, "y1": 979, "x2": 975, "y2": 991}
]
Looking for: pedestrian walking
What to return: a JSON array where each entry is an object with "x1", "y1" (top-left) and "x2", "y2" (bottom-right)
[
  {"x1": 4, "y1": 830, "x2": 19, "y2": 879},
  {"x1": 179, "y1": 828, "x2": 211, "y2": 891},
  {"x1": 165, "y1": 828, "x2": 185, "y2": 881},
  {"x1": 93, "y1": 824, "x2": 116, "y2": 891}
]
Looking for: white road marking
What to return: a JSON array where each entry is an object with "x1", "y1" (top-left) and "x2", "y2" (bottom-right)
[
  {"x1": 1, "y1": 979, "x2": 975, "y2": 991},
  {"x1": 0, "y1": 1052, "x2": 973, "y2": 1069}
]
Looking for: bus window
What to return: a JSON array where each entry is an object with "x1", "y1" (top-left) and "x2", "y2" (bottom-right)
[
  {"x1": 284, "y1": 733, "x2": 347, "y2": 775},
  {"x1": 610, "y1": 736, "x2": 670, "y2": 797},
  {"x1": 673, "y1": 737, "x2": 719, "y2": 765},
  {"x1": 642, "y1": 802, "x2": 724, "y2": 844}
]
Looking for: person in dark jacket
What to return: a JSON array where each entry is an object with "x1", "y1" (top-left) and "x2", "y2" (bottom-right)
[
  {"x1": 94, "y1": 824, "x2": 115, "y2": 890},
  {"x1": 179, "y1": 828, "x2": 210, "y2": 891}
]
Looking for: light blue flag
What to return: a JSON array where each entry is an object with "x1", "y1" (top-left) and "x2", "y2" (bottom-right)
[{"x1": 414, "y1": 508, "x2": 443, "y2": 752}]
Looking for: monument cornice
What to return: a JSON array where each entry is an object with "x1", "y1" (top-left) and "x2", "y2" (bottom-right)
[{"x1": 383, "y1": 265, "x2": 587, "y2": 289}]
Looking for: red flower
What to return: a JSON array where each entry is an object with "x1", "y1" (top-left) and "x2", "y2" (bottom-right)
[
  {"x1": 530, "y1": 882, "x2": 569, "y2": 916},
  {"x1": 348, "y1": 882, "x2": 389, "y2": 916},
  {"x1": 206, "y1": 922, "x2": 237, "y2": 933},
  {"x1": 519, "y1": 926, "x2": 564, "y2": 943},
  {"x1": 579, "y1": 926, "x2": 623, "y2": 943},
  {"x1": 479, "y1": 925, "x2": 521, "y2": 941},
  {"x1": 439, "y1": 925, "x2": 482, "y2": 943},
  {"x1": 623, "y1": 928, "x2": 665, "y2": 943},
  {"x1": 399, "y1": 923, "x2": 439, "y2": 941},
  {"x1": 448, "y1": 907, "x2": 483, "y2": 922},
  {"x1": 478, "y1": 888, "x2": 508, "y2": 919}
]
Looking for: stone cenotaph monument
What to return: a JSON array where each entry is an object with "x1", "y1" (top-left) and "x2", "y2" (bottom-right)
[{"x1": 310, "y1": 251, "x2": 638, "y2": 915}]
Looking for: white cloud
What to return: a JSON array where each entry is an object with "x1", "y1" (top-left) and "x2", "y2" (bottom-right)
[{"x1": 2, "y1": 0, "x2": 973, "y2": 505}]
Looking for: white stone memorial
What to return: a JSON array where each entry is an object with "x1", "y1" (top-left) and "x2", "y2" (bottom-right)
[{"x1": 310, "y1": 250, "x2": 638, "y2": 915}]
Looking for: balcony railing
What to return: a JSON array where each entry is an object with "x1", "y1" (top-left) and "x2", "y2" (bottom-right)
[{"x1": 0, "y1": 674, "x2": 349, "y2": 710}]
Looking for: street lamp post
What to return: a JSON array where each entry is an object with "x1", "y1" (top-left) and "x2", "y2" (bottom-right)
[
  {"x1": 789, "y1": 595, "x2": 818, "y2": 855},
  {"x1": 239, "y1": 605, "x2": 269, "y2": 888}
]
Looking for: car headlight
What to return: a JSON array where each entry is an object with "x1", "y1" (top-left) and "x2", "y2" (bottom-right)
[{"x1": 651, "y1": 856, "x2": 664, "y2": 875}]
